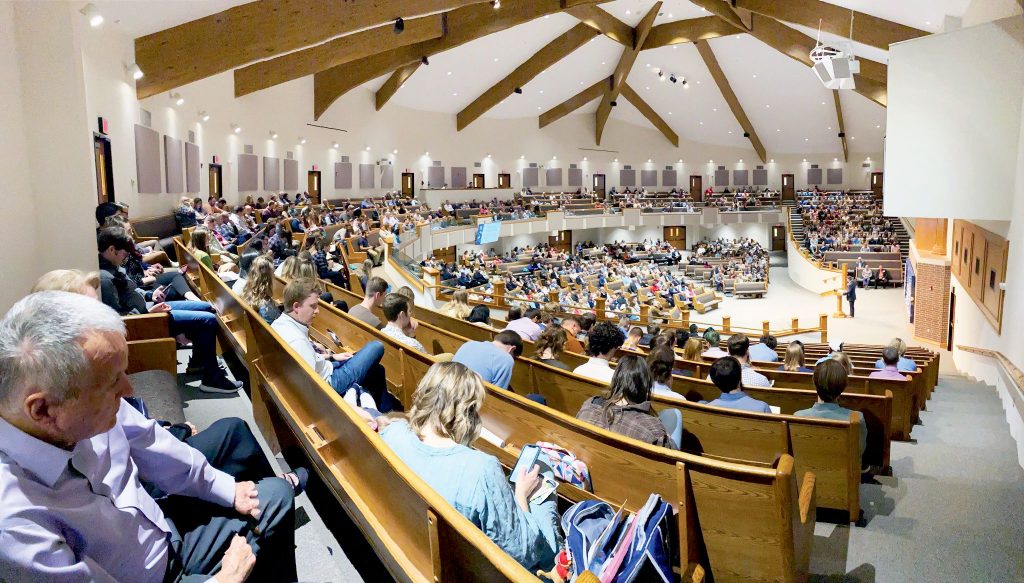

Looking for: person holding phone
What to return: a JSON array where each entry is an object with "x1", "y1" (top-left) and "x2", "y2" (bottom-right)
[{"x1": 381, "y1": 362, "x2": 561, "y2": 570}]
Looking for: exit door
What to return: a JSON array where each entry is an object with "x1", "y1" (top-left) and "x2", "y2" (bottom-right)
[
  {"x1": 664, "y1": 226, "x2": 686, "y2": 249},
  {"x1": 93, "y1": 134, "x2": 114, "y2": 204},
  {"x1": 781, "y1": 174, "x2": 795, "y2": 201},
  {"x1": 593, "y1": 174, "x2": 606, "y2": 197},
  {"x1": 771, "y1": 225, "x2": 786, "y2": 251},
  {"x1": 689, "y1": 175, "x2": 702, "y2": 202},
  {"x1": 498, "y1": 173, "x2": 511, "y2": 189},
  {"x1": 209, "y1": 164, "x2": 223, "y2": 199},
  {"x1": 473, "y1": 173, "x2": 485, "y2": 188},
  {"x1": 549, "y1": 230, "x2": 572, "y2": 253},
  {"x1": 307, "y1": 170, "x2": 321, "y2": 204},
  {"x1": 401, "y1": 172, "x2": 415, "y2": 197},
  {"x1": 871, "y1": 172, "x2": 883, "y2": 200}
]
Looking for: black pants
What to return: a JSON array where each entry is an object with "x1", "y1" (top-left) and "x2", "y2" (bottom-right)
[
  {"x1": 849, "y1": 299, "x2": 856, "y2": 317},
  {"x1": 158, "y1": 418, "x2": 296, "y2": 582},
  {"x1": 154, "y1": 272, "x2": 193, "y2": 301}
]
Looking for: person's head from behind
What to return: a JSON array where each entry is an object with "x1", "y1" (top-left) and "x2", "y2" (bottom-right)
[
  {"x1": 627, "y1": 327, "x2": 643, "y2": 343},
  {"x1": 507, "y1": 306, "x2": 522, "y2": 321},
  {"x1": 534, "y1": 326, "x2": 567, "y2": 360},
  {"x1": 647, "y1": 345, "x2": 675, "y2": 386},
  {"x1": 689, "y1": 323, "x2": 698, "y2": 336},
  {"x1": 95, "y1": 202, "x2": 121, "y2": 228},
  {"x1": 709, "y1": 356, "x2": 742, "y2": 394},
  {"x1": 0, "y1": 292, "x2": 131, "y2": 446},
  {"x1": 588, "y1": 322, "x2": 625, "y2": 359},
  {"x1": 32, "y1": 270, "x2": 100, "y2": 300},
  {"x1": 361, "y1": 259, "x2": 374, "y2": 274},
  {"x1": 683, "y1": 337, "x2": 703, "y2": 361},
  {"x1": 282, "y1": 278, "x2": 322, "y2": 325},
  {"x1": 523, "y1": 308, "x2": 541, "y2": 322},
  {"x1": 381, "y1": 293, "x2": 412, "y2": 329},
  {"x1": 365, "y1": 277, "x2": 389, "y2": 305},
  {"x1": 783, "y1": 342, "x2": 806, "y2": 371},
  {"x1": 759, "y1": 334, "x2": 778, "y2": 351},
  {"x1": 704, "y1": 327, "x2": 720, "y2": 348},
  {"x1": 397, "y1": 286, "x2": 415, "y2": 304},
  {"x1": 97, "y1": 227, "x2": 135, "y2": 267},
  {"x1": 881, "y1": 346, "x2": 899, "y2": 367},
  {"x1": 887, "y1": 337, "x2": 907, "y2": 357},
  {"x1": 466, "y1": 304, "x2": 490, "y2": 324},
  {"x1": 407, "y1": 362, "x2": 486, "y2": 446},
  {"x1": 452, "y1": 289, "x2": 470, "y2": 306},
  {"x1": 493, "y1": 330, "x2": 524, "y2": 357},
  {"x1": 241, "y1": 256, "x2": 275, "y2": 304},
  {"x1": 601, "y1": 355, "x2": 652, "y2": 420},
  {"x1": 813, "y1": 359, "x2": 848, "y2": 404},
  {"x1": 578, "y1": 312, "x2": 596, "y2": 333},
  {"x1": 238, "y1": 249, "x2": 259, "y2": 279},
  {"x1": 561, "y1": 316, "x2": 581, "y2": 338},
  {"x1": 832, "y1": 351, "x2": 853, "y2": 374},
  {"x1": 726, "y1": 333, "x2": 750, "y2": 360}
]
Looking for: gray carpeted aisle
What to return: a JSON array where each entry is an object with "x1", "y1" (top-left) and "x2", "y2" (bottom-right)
[{"x1": 811, "y1": 373, "x2": 1024, "y2": 582}]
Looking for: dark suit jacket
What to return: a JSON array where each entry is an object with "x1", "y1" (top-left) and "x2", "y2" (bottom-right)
[{"x1": 846, "y1": 279, "x2": 857, "y2": 301}]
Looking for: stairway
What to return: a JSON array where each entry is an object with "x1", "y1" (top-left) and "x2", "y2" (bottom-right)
[
  {"x1": 784, "y1": 201, "x2": 804, "y2": 246},
  {"x1": 891, "y1": 218, "x2": 911, "y2": 262}
]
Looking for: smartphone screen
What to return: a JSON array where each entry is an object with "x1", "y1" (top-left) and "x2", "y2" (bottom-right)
[
  {"x1": 327, "y1": 329, "x2": 341, "y2": 346},
  {"x1": 509, "y1": 445, "x2": 540, "y2": 483}
]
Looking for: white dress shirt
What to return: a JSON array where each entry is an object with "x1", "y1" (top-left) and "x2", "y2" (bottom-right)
[{"x1": 271, "y1": 313, "x2": 332, "y2": 381}]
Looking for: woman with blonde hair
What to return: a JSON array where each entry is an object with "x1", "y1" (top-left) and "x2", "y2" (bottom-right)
[
  {"x1": 31, "y1": 269, "x2": 100, "y2": 299},
  {"x1": 241, "y1": 256, "x2": 281, "y2": 324},
  {"x1": 832, "y1": 351, "x2": 854, "y2": 375},
  {"x1": 380, "y1": 361, "x2": 561, "y2": 569},
  {"x1": 681, "y1": 336, "x2": 703, "y2": 362},
  {"x1": 780, "y1": 342, "x2": 813, "y2": 373},
  {"x1": 440, "y1": 289, "x2": 473, "y2": 320}
]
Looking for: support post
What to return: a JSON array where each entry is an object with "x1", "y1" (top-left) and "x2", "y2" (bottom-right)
[
  {"x1": 762, "y1": 321, "x2": 770, "y2": 337},
  {"x1": 596, "y1": 297, "x2": 607, "y2": 321},
  {"x1": 640, "y1": 304, "x2": 650, "y2": 323},
  {"x1": 820, "y1": 313, "x2": 829, "y2": 343},
  {"x1": 682, "y1": 309, "x2": 690, "y2": 328},
  {"x1": 493, "y1": 280, "x2": 506, "y2": 308},
  {"x1": 723, "y1": 315, "x2": 731, "y2": 333},
  {"x1": 791, "y1": 316, "x2": 799, "y2": 332}
]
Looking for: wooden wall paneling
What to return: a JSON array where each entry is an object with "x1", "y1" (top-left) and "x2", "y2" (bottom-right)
[
  {"x1": 951, "y1": 220, "x2": 963, "y2": 278},
  {"x1": 263, "y1": 157, "x2": 281, "y2": 191},
  {"x1": 283, "y1": 158, "x2": 299, "y2": 191},
  {"x1": 359, "y1": 164, "x2": 376, "y2": 189},
  {"x1": 335, "y1": 162, "x2": 353, "y2": 190},
  {"x1": 982, "y1": 236, "x2": 1007, "y2": 320},
  {"x1": 237, "y1": 154, "x2": 259, "y2": 192},
  {"x1": 134, "y1": 125, "x2": 162, "y2": 194},
  {"x1": 184, "y1": 141, "x2": 201, "y2": 193},
  {"x1": 968, "y1": 230, "x2": 984, "y2": 299},
  {"x1": 163, "y1": 135, "x2": 184, "y2": 194}
]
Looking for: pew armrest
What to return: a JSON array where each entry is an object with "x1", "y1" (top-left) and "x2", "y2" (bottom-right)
[
  {"x1": 798, "y1": 471, "x2": 816, "y2": 524},
  {"x1": 127, "y1": 338, "x2": 178, "y2": 375},
  {"x1": 124, "y1": 313, "x2": 171, "y2": 341}
]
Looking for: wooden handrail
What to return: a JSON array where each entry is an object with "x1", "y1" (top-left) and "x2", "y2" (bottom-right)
[{"x1": 956, "y1": 345, "x2": 1024, "y2": 397}]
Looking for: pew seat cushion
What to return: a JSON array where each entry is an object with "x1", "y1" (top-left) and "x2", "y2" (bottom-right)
[{"x1": 129, "y1": 369, "x2": 186, "y2": 425}]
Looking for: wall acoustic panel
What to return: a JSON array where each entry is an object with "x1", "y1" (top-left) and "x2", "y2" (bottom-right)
[
  {"x1": 523, "y1": 167, "x2": 539, "y2": 188},
  {"x1": 237, "y1": 154, "x2": 259, "y2": 192},
  {"x1": 451, "y1": 167, "x2": 468, "y2": 188},
  {"x1": 334, "y1": 162, "x2": 352, "y2": 189},
  {"x1": 263, "y1": 157, "x2": 280, "y2": 191},
  {"x1": 164, "y1": 136, "x2": 184, "y2": 194},
  {"x1": 184, "y1": 141, "x2": 200, "y2": 193},
  {"x1": 714, "y1": 169, "x2": 729, "y2": 186},
  {"x1": 359, "y1": 164, "x2": 375, "y2": 189},
  {"x1": 826, "y1": 168, "x2": 843, "y2": 184},
  {"x1": 662, "y1": 170, "x2": 677, "y2": 187},
  {"x1": 283, "y1": 158, "x2": 298, "y2": 191},
  {"x1": 379, "y1": 164, "x2": 394, "y2": 189},
  {"x1": 568, "y1": 167, "x2": 583, "y2": 187},
  {"x1": 733, "y1": 170, "x2": 749, "y2": 186},
  {"x1": 134, "y1": 124, "x2": 162, "y2": 194},
  {"x1": 753, "y1": 168, "x2": 768, "y2": 185},
  {"x1": 427, "y1": 166, "x2": 445, "y2": 188},
  {"x1": 807, "y1": 168, "x2": 823, "y2": 185},
  {"x1": 546, "y1": 168, "x2": 563, "y2": 187},
  {"x1": 640, "y1": 170, "x2": 657, "y2": 187},
  {"x1": 619, "y1": 169, "x2": 636, "y2": 187}
]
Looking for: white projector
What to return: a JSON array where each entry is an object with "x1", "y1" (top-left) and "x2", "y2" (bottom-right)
[{"x1": 810, "y1": 42, "x2": 859, "y2": 90}]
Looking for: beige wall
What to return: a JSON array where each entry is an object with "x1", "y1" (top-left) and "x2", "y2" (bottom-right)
[{"x1": 962, "y1": 0, "x2": 1022, "y2": 27}]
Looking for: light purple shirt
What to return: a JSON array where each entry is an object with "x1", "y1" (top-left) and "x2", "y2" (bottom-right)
[
  {"x1": 0, "y1": 400, "x2": 234, "y2": 582},
  {"x1": 869, "y1": 366, "x2": 907, "y2": 381},
  {"x1": 503, "y1": 317, "x2": 542, "y2": 342}
]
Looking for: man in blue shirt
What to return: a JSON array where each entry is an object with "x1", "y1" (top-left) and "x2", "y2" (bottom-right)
[
  {"x1": 748, "y1": 334, "x2": 780, "y2": 362},
  {"x1": 705, "y1": 356, "x2": 772, "y2": 413},
  {"x1": 453, "y1": 330, "x2": 523, "y2": 389}
]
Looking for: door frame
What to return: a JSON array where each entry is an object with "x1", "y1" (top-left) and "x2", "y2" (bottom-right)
[
  {"x1": 771, "y1": 224, "x2": 786, "y2": 251},
  {"x1": 781, "y1": 174, "x2": 795, "y2": 201},
  {"x1": 947, "y1": 287, "x2": 956, "y2": 352},
  {"x1": 663, "y1": 226, "x2": 686, "y2": 249},
  {"x1": 871, "y1": 172, "x2": 884, "y2": 200},
  {"x1": 401, "y1": 172, "x2": 415, "y2": 197},
  {"x1": 93, "y1": 133, "x2": 115, "y2": 204},
  {"x1": 498, "y1": 173, "x2": 511, "y2": 189},
  {"x1": 689, "y1": 175, "x2": 702, "y2": 202},
  {"x1": 472, "y1": 173, "x2": 485, "y2": 188},
  {"x1": 208, "y1": 163, "x2": 223, "y2": 199},
  {"x1": 307, "y1": 170, "x2": 322, "y2": 204},
  {"x1": 592, "y1": 173, "x2": 606, "y2": 197}
]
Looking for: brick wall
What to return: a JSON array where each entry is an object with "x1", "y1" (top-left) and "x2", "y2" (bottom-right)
[{"x1": 913, "y1": 259, "x2": 951, "y2": 345}]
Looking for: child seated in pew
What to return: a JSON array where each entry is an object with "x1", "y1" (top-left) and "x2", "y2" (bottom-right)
[
  {"x1": 647, "y1": 345, "x2": 687, "y2": 400},
  {"x1": 240, "y1": 256, "x2": 281, "y2": 325},
  {"x1": 380, "y1": 362, "x2": 561, "y2": 570},
  {"x1": 779, "y1": 342, "x2": 813, "y2": 373},
  {"x1": 794, "y1": 359, "x2": 867, "y2": 456}
]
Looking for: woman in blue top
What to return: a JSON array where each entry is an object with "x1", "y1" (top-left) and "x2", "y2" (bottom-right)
[{"x1": 380, "y1": 362, "x2": 561, "y2": 569}]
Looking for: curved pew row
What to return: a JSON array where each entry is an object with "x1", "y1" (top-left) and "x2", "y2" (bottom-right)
[{"x1": 181, "y1": 240, "x2": 817, "y2": 582}]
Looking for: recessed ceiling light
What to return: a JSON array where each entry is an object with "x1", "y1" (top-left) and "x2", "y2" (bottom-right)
[
  {"x1": 447, "y1": 71, "x2": 452, "y2": 76},
  {"x1": 452, "y1": 92, "x2": 457, "y2": 96},
  {"x1": 876, "y1": 125, "x2": 881, "y2": 128},
  {"x1": 393, "y1": 149, "x2": 398, "y2": 154},
  {"x1": 646, "y1": 64, "x2": 651, "y2": 68},
  {"x1": 647, "y1": 158, "x2": 652, "y2": 163},
  {"x1": 332, "y1": 142, "x2": 339, "y2": 148},
  {"x1": 834, "y1": 157, "x2": 838, "y2": 161},
  {"x1": 805, "y1": 138, "x2": 809, "y2": 141},
  {"x1": 851, "y1": 136, "x2": 856, "y2": 140},
  {"x1": 752, "y1": 74, "x2": 757, "y2": 78},
  {"x1": 678, "y1": 158, "x2": 682, "y2": 163},
  {"x1": 539, "y1": 90, "x2": 544, "y2": 94},
  {"x1": 668, "y1": 13, "x2": 673, "y2": 17},
  {"x1": 520, "y1": 155, "x2": 525, "y2": 159},
  {"x1": 770, "y1": 159, "x2": 774, "y2": 163},
  {"x1": 127, "y1": 63, "x2": 144, "y2": 80},
  {"x1": 614, "y1": 158, "x2": 618, "y2": 162},
  {"x1": 668, "y1": 112, "x2": 672, "y2": 115},
  {"x1": 601, "y1": 61, "x2": 606, "y2": 65},
  {"x1": 646, "y1": 86, "x2": 650, "y2": 90},
  {"x1": 81, "y1": 3, "x2": 103, "y2": 27},
  {"x1": 739, "y1": 159, "x2": 743, "y2": 163},
  {"x1": 537, "y1": 106, "x2": 541, "y2": 110},
  {"x1": 494, "y1": 57, "x2": 499, "y2": 62},
  {"x1": 712, "y1": 108, "x2": 717, "y2": 111},
  {"x1": 776, "y1": 128, "x2": 781, "y2": 132},
  {"x1": 625, "y1": 9, "x2": 631, "y2": 14},
  {"x1": 365, "y1": 145, "x2": 371, "y2": 151},
  {"x1": 728, "y1": 131, "x2": 732, "y2": 134},
  {"x1": 765, "y1": 104, "x2": 770, "y2": 108},
  {"x1": 699, "y1": 121, "x2": 703, "y2": 125},
  {"x1": 925, "y1": 20, "x2": 931, "y2": 25},
  {"x1": 487, "y1": 153, "x2": 492, "y2": 158},
  {"x1": 299, "y1": 137, "x2": 306, "y2": 144},
  {"x1": 270, "y1": 131, "x2": 278, "y2": 139},
  {"x1": 822, "y1": 101, "x2": 826, "y2": 105},
  {"x1": 696, "y1": 80, "x2": 701, "y2": 84},
  {"x1": 803, "y1": 158, "x2": 807, "y2": 162},
  {"x1": 426, "y1": 151, "x2": 430, "y2": 156},
  {"x1": 583, "y1": 157, "x2": 588, "y2": 161},
  {"x1": 828, "y1": 126, "x2": 832, "y2": 130}
]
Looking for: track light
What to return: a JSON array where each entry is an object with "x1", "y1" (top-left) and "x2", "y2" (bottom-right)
[
  {"x1": 669, "y1": 75, "x2": 677, "y2": 83},
  {"x1": 199, "y1": 110, "x2": 210, "y2": 122},
  {"x1": 610, "y1": 100, "x2": 617, "y2": 107},
  {"x1": 365, "y1": 145, "x2": 371, "y2": 151},
  {"x1": 332, "y1": 142, "x2": 339, "y2": 149},
  {"x1": 394, "y1": 18, "x2": 404, "y2": 33},
  {"x1": 81, "y1": 3, "x2": 103, "y2": 27},
  {"x1": 513, "y1": 87, "x2": 523, "y2": 94},
  {"x1": 421, "y1": 56, "x2": 429, "y2": 66},
  {"x1": 127, "y1": 63, "x2": 144, "y2": 80},
  {"x1": 299, "y1": 137, "x2": 306, "y2": 144},
  {"x1": 658, "y1": 71, "x2": 666, "y2": 81},
  {"x1": 270, "y1": 131, "x2": 278, "y2": 139},
  {"x1": 682, "y1": 79, "x2": 689, "y2": 88},
  {"x1": 231, "y1": 124, "x2": 241, "y2": 133},
  {"x1": 170, "y1": 92, "x2": 184, "y2": 106}
]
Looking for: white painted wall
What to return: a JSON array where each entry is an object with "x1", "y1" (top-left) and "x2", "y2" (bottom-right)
[
  {"x1": 962, "y1": 0, "x2": 1023, "y2": 27},
  {"x1": 786, "y1": 234, "x2": 843, "y2": 295}
]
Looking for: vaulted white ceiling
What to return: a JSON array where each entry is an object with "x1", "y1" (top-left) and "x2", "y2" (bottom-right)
[{"x1": 96, "y1": 0, "x2": 974, "y2": 154}]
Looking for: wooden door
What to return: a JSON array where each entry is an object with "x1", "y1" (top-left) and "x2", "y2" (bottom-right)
[
  {"x1": 307, "y1": 170, "x2": 321, "y2": 204},
  {"x1": 93, "y1": 134, "x2": 114, "y2": 204},
  {"x1": 663, "y1": 226, "x2": 686, "y2": 249},
  {"x1": 593, "y1": 174, "x2": 606, "y2": 196},
  {"x1": 401, "y1": 172, "x2": 415, "y2": 197},
  {"x1": 549, "y1": 230, "x2": 572, "y2": 253},
  {"x1": 871, "y1": 172, "x2": 883, "y2": 200},
  {"x1": 947, "y1": 288, "x2": 956, "y2": 352},
  {"x1": 473, "y1": 173, "x2": 485, "y2": 188},
  {"x1": 771, "y1": 225, "x2": 786, "y2": 251},
  {"x1": 689, "y1": 175, "x2": 702, "y2": 202},
  {"x1": 498, "y1": 173, "x2": 511, "y2": 189},
  {"x1": 208, "y1": 164, "x2": 223, "y2": 198},
  {"x1": 781, "y1": 174, "x2": 795, "y2": 201}
]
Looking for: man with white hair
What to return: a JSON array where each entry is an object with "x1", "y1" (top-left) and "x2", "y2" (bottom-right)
[{"x1": 0, "y1": 292, "x2": 298, "y2": 582}]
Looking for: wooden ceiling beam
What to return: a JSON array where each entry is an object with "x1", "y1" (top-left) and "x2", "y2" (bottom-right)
[
  {"x1": 687, "y1": 0, "x2": 749, "y2": 32},
  {"x1": 833, "y1": 90, "x2": 848, "y2": 162},
  {"x1": 695, "y1": 40, "x2": 767, "y2": 163},
  {"x1": 566, "y1": 5, "x2": 634, "y2": 47},
  {"x1": 620, "y1": 83, "x2": 678, "y2": 147},
  {"x1": 313, "y1": 0, "x2": 601, "y2": 119},
  {"x1": 734, "y1": 0, "x2": 928, "y2": 50},
  {"x1": 133, "y1": 0, "x2": 493, "y2": 99},
  {"x1": 457, "y1": 23, "x2": 599, "y2": 131},
  {"x1": 376, "y1": 63, "x2": 422, "y2": 111},
  {"x1": 594, "y1": 1, "x2": 661, "y2": 145},
  {"x1": 538, "y1": 77, "x2": 610, "y2": 128},
  {"x1": 234, "y1": 14, "x2": 444, "y2": 98},
  {"x1": 643, "y1": 16, "x2": 743, "y2": 49}
]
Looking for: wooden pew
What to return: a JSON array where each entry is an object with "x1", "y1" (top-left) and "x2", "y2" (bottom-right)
[{"x1": 124, "y1": 313, "x2": 177, "y2": 375}]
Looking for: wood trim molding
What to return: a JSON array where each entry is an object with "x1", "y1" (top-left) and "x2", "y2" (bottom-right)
[
  {"x1": 620, "y1": 83, "x2": 679, "y2": 146},
  {"x1": 956, "y1": 345, "x2": 1024, "y2": 400},
  {"x1": 695, "y1": 40, "x2": 767, "y2": 163},
  {"x1": 538, "y1": 77, "x2": 610, "y2": 128},
  {"x1": 376, "y1": 63, "x2": 422, "y2": 111},
  {"x1": 595, "y1": 1, "x2": 661, "y2": 145}
]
